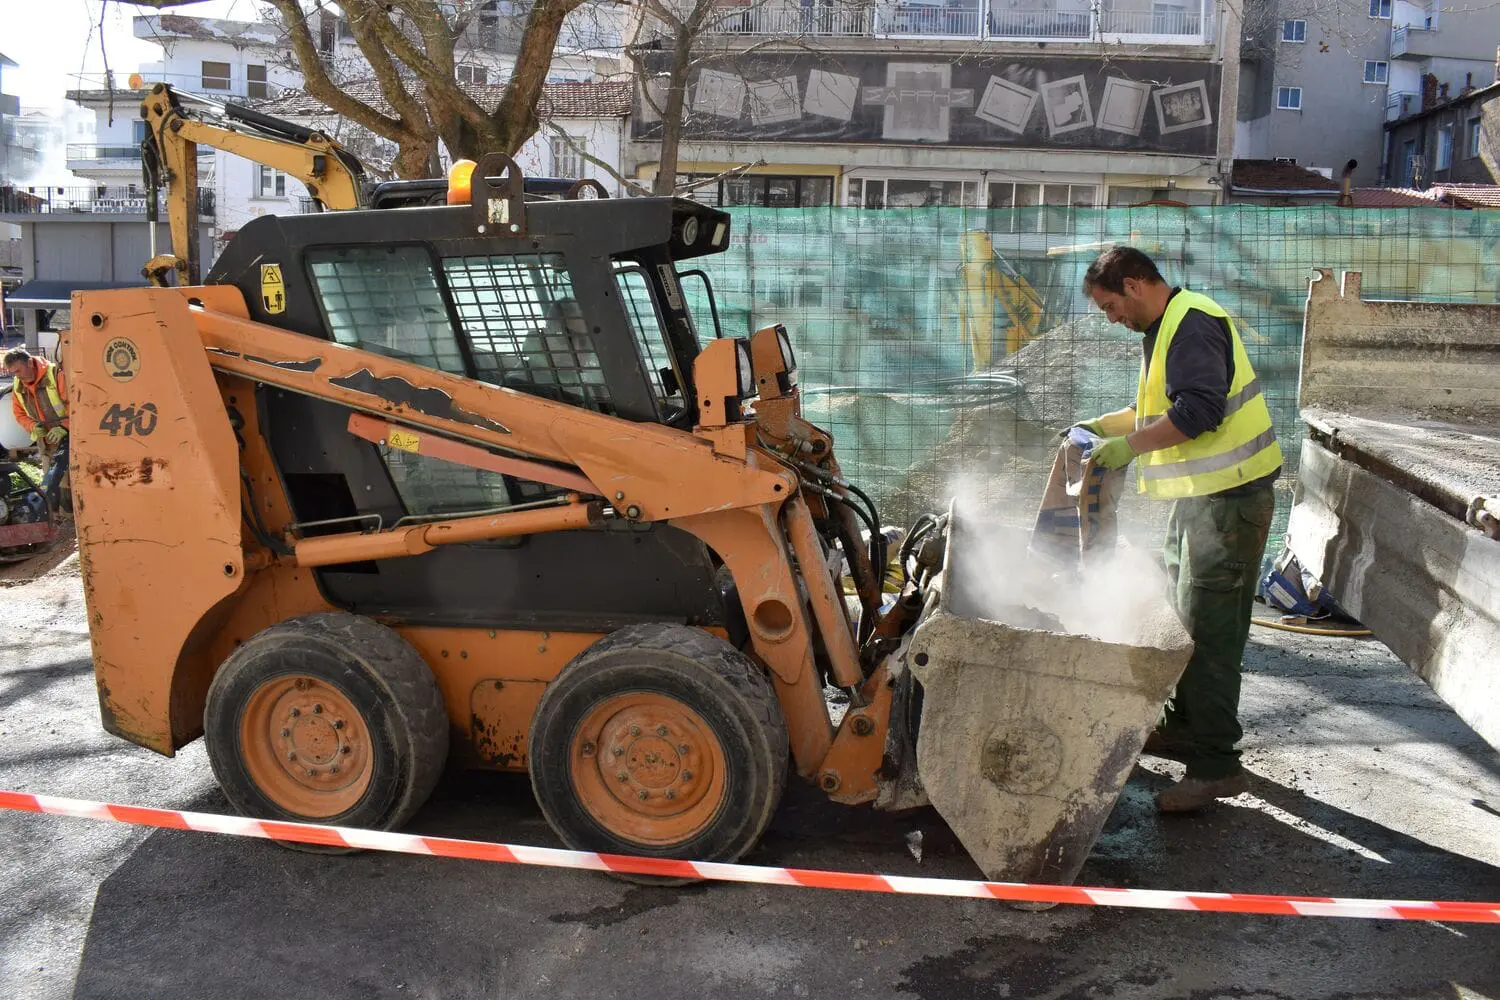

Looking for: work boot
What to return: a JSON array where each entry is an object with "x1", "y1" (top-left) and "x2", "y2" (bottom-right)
[
  {"x1": 1155, "y1": 772, "x2": 1250, "y2": 813},
  {"x1": 1141, "y1": 730, "x2": 1193, "y2": 762}
]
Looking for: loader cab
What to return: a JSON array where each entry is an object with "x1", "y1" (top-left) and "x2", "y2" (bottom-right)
[
  {"x1": 209, "y1": 179, "x2": 729, "y2": 429},
  {"x1": 202, "y1": 163, "x2": 745, "y2": 642}
]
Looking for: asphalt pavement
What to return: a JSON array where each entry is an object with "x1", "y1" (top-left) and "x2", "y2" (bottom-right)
[{"x1": 1, "y1": 551, "x2": 1497, "y2": 1000}]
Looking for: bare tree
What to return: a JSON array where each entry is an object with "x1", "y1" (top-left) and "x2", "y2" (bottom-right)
[{"x1": 121, "y1": 0, "x2": 594, "y2": 177}]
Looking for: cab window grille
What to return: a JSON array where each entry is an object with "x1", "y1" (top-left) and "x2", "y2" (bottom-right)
[
  {"x1": 443, "y1": 253, "x2": 614, "y2": 415},
  {"x1": 613, "y1": 264, "x2": 681, "y2": 410},
  {"x1": 307, "y1": 245, "x2": 465, "y2": 373}
]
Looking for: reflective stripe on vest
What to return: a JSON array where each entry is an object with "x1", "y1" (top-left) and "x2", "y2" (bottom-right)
[
  {"x1": 13, "y1": 363, "x2": 67, "y2": 430},
  {"x1": 1133, "y1": 290, "x2": 1282, "y2": 499}
]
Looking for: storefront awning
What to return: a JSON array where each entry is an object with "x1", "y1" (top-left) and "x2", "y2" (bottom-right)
[{"x1": 3, "y1": 279, "x2": 145, "y2": 309}]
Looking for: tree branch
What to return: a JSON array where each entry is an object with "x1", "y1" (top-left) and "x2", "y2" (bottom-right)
[
  {"x1": 263, "y1": 0, "x2": 406, "y2": 137},
  {"x1": 543, "y1": 122, "x2": 652, "y2": 196},
  {"x1": 489, "y1": 0, "x2": 589, "y2": 151},
  {"x1": 339, "y1": 0, "x2": 434, "y2": 132}
]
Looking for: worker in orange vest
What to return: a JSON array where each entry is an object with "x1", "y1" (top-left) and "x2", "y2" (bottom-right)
[{"x1": 4, "y1": 347, "x2": 69, "y2": 517}]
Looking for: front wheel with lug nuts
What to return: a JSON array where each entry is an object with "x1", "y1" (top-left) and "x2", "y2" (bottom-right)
[
  {"x1": 528, "y1": 623, "x2": 789, "y2": 882},
  {"x1": 204, "y1": 612, "x2": 448, "y2": 852}
]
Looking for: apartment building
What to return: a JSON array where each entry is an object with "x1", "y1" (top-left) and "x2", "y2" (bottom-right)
[
  {"x1": 1237, "y1": 0, "x2": 1500, "y2": 184},
  {"x1": 1385, "y1": 73, "x2": 1498, "y2": 185},
  {"x1": 629, "y1": 0, "x2": 1238, "y2": 210},
  {"x1": 0, "y1": 54, "x2": 19, "y2": 186}
]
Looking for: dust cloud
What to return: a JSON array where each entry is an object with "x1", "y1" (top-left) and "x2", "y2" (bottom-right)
[{"x1": 943, "y1": 471, "x2": 1184, "y2": 650}]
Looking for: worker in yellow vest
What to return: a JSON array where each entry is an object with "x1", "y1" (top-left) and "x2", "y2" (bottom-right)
[
  {"x1": 1076, "y1": 247, "x2": 1282, "y2": 813},
  {"x1": 4, "y1": 347, "x2": 70, "y2": 518}
]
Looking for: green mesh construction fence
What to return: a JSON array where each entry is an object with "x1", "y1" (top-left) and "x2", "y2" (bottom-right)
[{"x1": 687, "y1": 205, "x2": 1500, "y2": 551}]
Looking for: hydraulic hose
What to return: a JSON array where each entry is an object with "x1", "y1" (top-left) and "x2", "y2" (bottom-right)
[
  {"x1": 1251, "y1": 617, "x2": 1371, "y2": 637},
  {"x1": 900, "y1": 512, "x2": 941, "y2": 585}
]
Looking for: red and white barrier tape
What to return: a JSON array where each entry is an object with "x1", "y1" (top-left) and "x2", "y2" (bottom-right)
[{"x1": 3, "y1": 789, "x2": 1497, "y2": 923}]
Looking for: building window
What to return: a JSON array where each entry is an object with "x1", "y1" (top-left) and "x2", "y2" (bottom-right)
[
  {"x1": 849, "y1": 178, "x2": 978, "y2": 209},
  {"x1": 247, "y1": 64, "x2": 268, "y2": 101},
  {"x1": 456, "y1": 64, "x2": 488, "y2": 86},
  {"x1": 1369, "y1": 0, "x2": 1391, "y2": 16},
  {"x1": 132, "y1": 120, "x2": 148, "y2": 144},
  {"x1": 1436, "y1": 123, "x2": 1454, "y2": 170},
  {"x1": 549, "y1": 136, "x2": 585, "y2": 179},
  {"x1": 988, "y1": 181, "x2": 1095, "y2": 232},
  {"x1": 1401, "y1": 140, "x2": 1418, "y2": 185},
  {"x1": 201, "y1": 61, "x2": 231, "y2": 91},
  {"x1": 682, "y1": 173, "x2": 833, "y2": 208},
  {"x1": 1277, "y1": 87, "x2": 1303, "y2": 110},
  {"x1": 1363, "y1": 61, "x2": 1389, "y2": 84},
  {"x1": 1468, "y1": 116, "x2": 1483, "y2": 158},
  {"x1": 1281, "y1": 18, "x2": 1306, "y2": 41},
  {"x1": 256, "y1": 165, "x2": 287, "y2": 198}
]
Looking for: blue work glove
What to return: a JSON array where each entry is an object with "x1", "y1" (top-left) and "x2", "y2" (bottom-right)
[{"x1": 1091, "y1": 435, "x2": 1136, "y2": 469}]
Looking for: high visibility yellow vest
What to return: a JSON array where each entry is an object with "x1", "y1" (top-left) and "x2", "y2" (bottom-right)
[
  {"x1": 1133, "y1": 290, "x2": 1281, "y2": 498},
  {"x1": 13, "y1": 362, "x2": 68, "y2": 430}
]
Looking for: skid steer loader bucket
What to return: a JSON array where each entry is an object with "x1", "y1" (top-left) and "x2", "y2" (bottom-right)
[{"x1": 903, "y1": 502, "x2": 1193, "y2": 885}]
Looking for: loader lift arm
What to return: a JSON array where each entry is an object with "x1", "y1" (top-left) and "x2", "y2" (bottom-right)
[{"x1": 138, "y1": 81, "x2": 367, "y2": 287}]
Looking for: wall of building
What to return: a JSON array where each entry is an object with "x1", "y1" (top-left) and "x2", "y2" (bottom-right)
[
  {"x1": 512, "y1": 117, "x2": 626, "y2": 194},
  {"x1": 137, "y1": 36, "x2": 300, "y2": 99},
  {"x1": 212, "y1": 151, "x2": 309, "y2": 253},
  {"x1": 1259, "y1": 6, "x2": 1392, "y2": 183},
  {"x1": 1386, "y1": 89, "x2": 1498, "y2": 184},
  {"x1": 19, "y1": 218, "x2": 212, "y2": 283},
  {"x1": 1243, "y1": 0, "x2": 1500, "y2": 182}
]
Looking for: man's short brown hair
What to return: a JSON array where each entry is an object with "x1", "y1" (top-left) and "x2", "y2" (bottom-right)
[
  {"x1": 2, "y1": 348, "x2": 33, "y2": 368},
  {"x1": 1083, "y1": 246, "x2": 1166, "y2": 295}
]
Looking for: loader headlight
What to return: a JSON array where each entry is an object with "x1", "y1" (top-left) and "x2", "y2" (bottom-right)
[
  {"x1": 776, "y1": 327, "x2": 797, "y2": 374},
  {"x1": 735, "y1": 339, "x2": 755, "y2": 398}
]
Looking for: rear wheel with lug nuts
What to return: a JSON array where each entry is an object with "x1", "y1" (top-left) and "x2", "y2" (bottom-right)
[
  {"x1": 204, "y1": 612, "x2": 448, "y2": 853},
  {"x1": 528, "y1": 623, "x2": 788, "y2": 883}
]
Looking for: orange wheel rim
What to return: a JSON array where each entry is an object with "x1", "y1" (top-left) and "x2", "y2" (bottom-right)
[
  {"x1": 240, "y1": 675, "x2": 373, "y2": 819},
  {"x1": 569, "y1": 692, "x2": 728, "y2": 847}
]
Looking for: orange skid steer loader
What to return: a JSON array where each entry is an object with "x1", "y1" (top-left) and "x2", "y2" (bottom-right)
[{"x1": 64, "y1": 154, "x2": 1190, "y2": 885}]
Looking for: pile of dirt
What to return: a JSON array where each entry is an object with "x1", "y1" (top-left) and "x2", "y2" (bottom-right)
[
  {"x1": 0, "y1": 524, "x2": 78, "y2": 587},
  {"x1": 878, "y1": 314, "x2": 1147, "y2": 530}
]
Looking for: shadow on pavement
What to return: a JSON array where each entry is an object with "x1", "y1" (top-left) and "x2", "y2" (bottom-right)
[
  {"x1": 68, "y1": 764, "x2": 1500, "y2": 1000},
  {"x1": 0, "y1": 656, "x2": 93, "y2": 712}
]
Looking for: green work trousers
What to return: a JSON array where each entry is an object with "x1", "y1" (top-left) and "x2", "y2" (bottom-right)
[{"x1": 1159, "y1": 486, "x2": 1275, "y2": 780}]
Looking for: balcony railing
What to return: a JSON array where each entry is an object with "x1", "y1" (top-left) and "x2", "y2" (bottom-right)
[
  {"x1": 700, "y1": 0, "x2": 1211, "y2": 42},
  {"x1": 66, "y1": 143, "x2": 139, "y2": 162},
  {"x1": 885, "y1": 4, "x2": 984, "y2": 36},
  {"x1": 66, "y1": 70, "x2": 285, "y2": 102},
  {"x1": 1387, "y1": 90, "x2": 1418, "y2": 121},
  {"x1": 988, "y1": 7, "x2": 1090, "y2": 37},
  {"x1": 0, "y1": 185, "x2": 214, "y2": 218},
  {"x1": 1390, "y1": 22, "x2": 1442, "y2": 59},
  {"x1": 706, "y1": 5, "x2": 872, "y2": 34},
  {"x1": 1099, "y1": 6, "x2": 1202, "y2": 34},
  {"x1": 65, "y1": 143, "x2": 214, "y2": 165}
]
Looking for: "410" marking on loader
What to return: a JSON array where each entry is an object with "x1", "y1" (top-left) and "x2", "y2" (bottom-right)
[{"x1": 97, "y1": 402, "x2": 159, "y2": 437}]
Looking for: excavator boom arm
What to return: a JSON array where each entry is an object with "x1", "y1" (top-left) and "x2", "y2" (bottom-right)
[{"x1": 139, "y1": 82, "x2": 366, "y2": 286}]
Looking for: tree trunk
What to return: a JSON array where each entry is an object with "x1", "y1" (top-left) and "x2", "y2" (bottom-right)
[
  {"x1": 485, "y1": 0, "x2": 586, "y2": 157},
  {"x1": 394, "y1": 136, "x2": 440, "y2": 180},
  {"x1": 652, "y1": 34, "x2": 694, "y2": 196}
]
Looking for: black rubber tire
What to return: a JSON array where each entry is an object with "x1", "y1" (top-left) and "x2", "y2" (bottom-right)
[
  {"x1": 204, "y1": 612, "x2": 449, "y2": 853},
  {"x1": 528, "y1": 623, "x2": 789, "y2": 881}
]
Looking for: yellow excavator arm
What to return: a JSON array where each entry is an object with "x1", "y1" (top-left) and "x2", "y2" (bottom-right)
[{"x1": 138, "y1": 80, "x2": 367, "y2": 287}]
